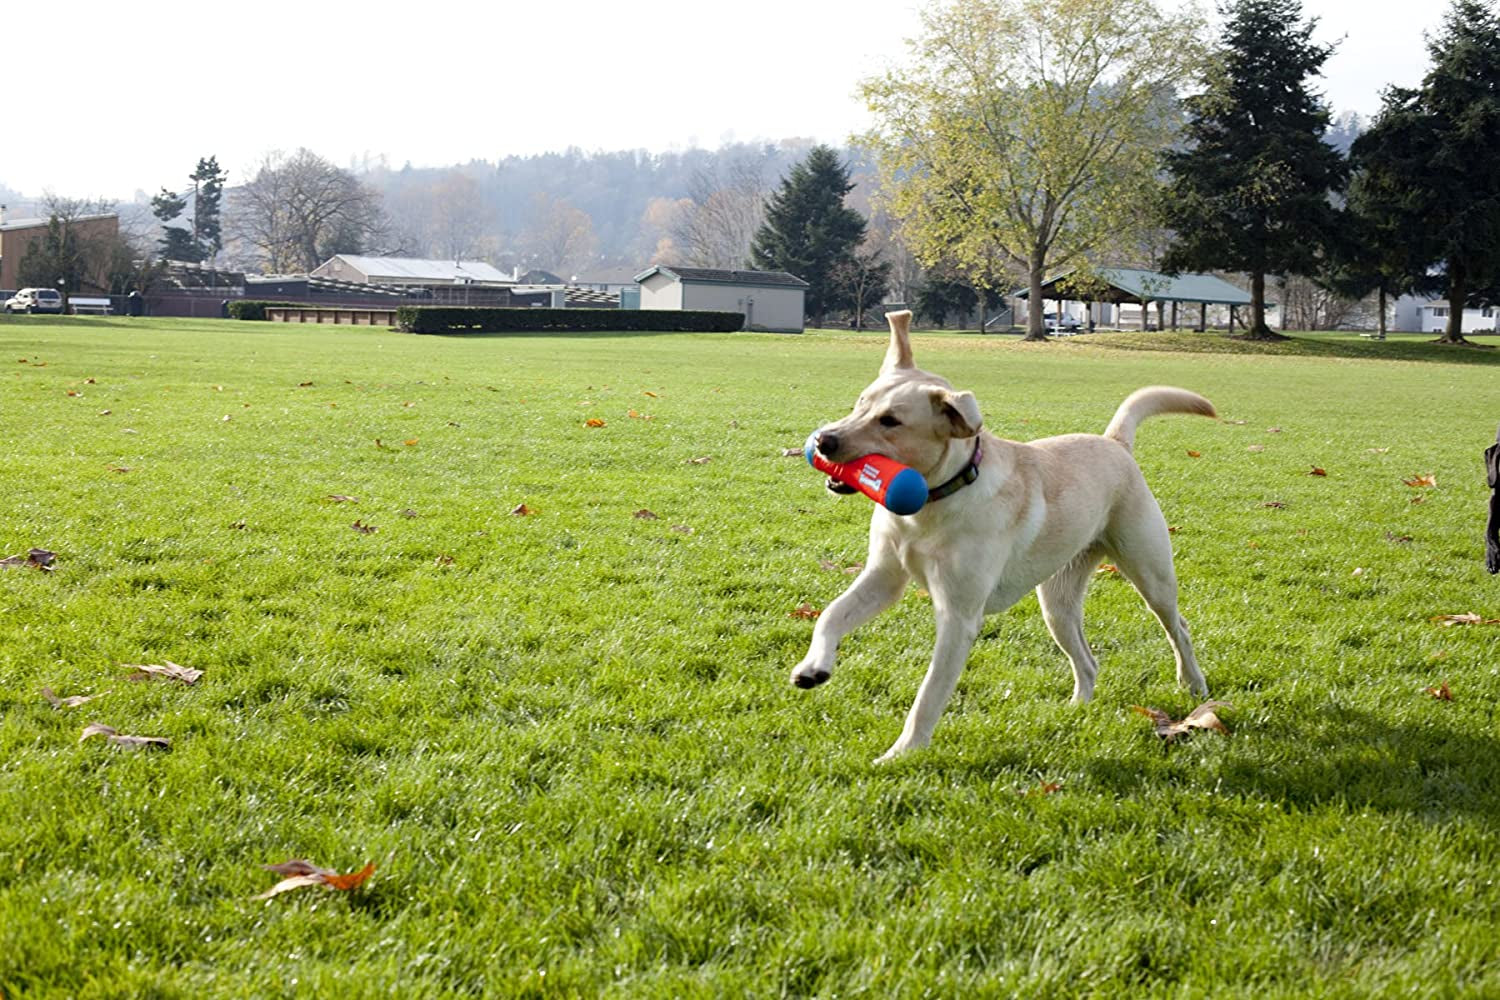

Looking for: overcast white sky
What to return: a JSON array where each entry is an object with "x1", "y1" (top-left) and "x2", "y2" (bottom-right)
[{"x1": 1, "y1": 0, "x2": 1450, "y2": 203}]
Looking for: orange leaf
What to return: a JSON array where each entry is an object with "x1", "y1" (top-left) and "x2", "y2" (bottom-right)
[
  {"x1": 1424, "y1": 681, "x2": 1453, "y2": 701},
  {"x1": 510, "y1": 503, "x2": 534, "y2": 516},
  {"x1": 1308, "y1": 466, "x2": 1327, "y2": 476},
  {"x1": 254, "y1": 860, "x2": 374, "y2": 900},
  {"x1": 322, "y1": 862, "x2": 376, "y2": 891},
  {"x1": 1402, "y1": 474, "x2": 1436, "y2": 488},
  {"x1": 1097, "y1": 563, "x2": 1119, "y2": 574},
  {"x1": 643, "y1": 391, "x2": 659, "y2": 398},
  {"x1": 789, "y1": 602, "x2": 822, "y2": 619},
  {"x1": 585, "y1": 418, "x2": 605, "y2": 428},
  {"x1": 1186, "y1": 450, "x2": 1201, "y2": 458},
  {"x1": 404, "y1": 438, "x2": 419, "y2": 447}
]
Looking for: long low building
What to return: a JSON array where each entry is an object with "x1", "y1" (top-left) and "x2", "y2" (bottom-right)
[{"x1": 635, "y1": 265, "x2": 808, "y2": 333}]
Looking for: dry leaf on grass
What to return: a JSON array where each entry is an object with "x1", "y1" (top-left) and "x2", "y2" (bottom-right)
[
  {"x1": 351, "y1": 520, "x2": 378, "y2": 534},
  {"x1": 79, "y1": 723, "x2": 170, "y2": 751},
  {"x1": 670, "y1": 524, "x2": 694, "y2": 535},
  {"x1": 643, "y1": 391, "x2": 659, "y2": 398},
  {"x1": 510, "y1": 503, "x2": 534, "y2": 516},
  {"x1": 1019, "y1": 781, "x2": 1063, "y2": 797},
  {"x1": 1430, "y1": 613, "x2": 1500, "y2": 626},
  {"x1": 1410, "y1": 495, "x2": 1427, "y2": 505},
  {"x1": 1247, "y1": 444, "x2": 1266, "y2": 453},
  {"x1": 1, "y1": 548, "x2": 56, "y2": 571},
  {"x1": 687, "y1": 456, "x2": 712, "y2": 465},
  {"x1": 632, "y1": 509, "x2": 660, "y2": 520},
  {"x1": 124, "y1": 661, "x2": 203, "y2": 685},
  {"x1": 325, "y1": 494, "x2": 359, "y2": 503},
  {"x1": 434, "y1": 554, "x2": 455, "y2": 567},
  {"x1": 1424, "y1": 681, "x2": 1453, "y2": 701},
  {"x1": 790, "y1": 603, "x2": 822, "y2": 619},
  {"x1": 781, "y1": 447, "x2": 802, "y2": 457},
  {"x1": 585, "y1": 418, "x2": 606, "y2": 428},
  {"x1": 403, "y1": 438, "x2": 418, "y2": 447},
  {"x1": 1097, "y1": 563, "x2": 1119, "y2": 574},
  {"x1": 401, "y1": 509, "x2": 420, "y2": 518},
  {"x1": 254, "y1": 860, "x2": 375, "y2": 900},
  {"x1": 1186, "y1": 450, "x2": 1202, "y2": 458},
  {"x1": 1132, "y1": 701, "x2": 1231, "y2": 742},
  {"x1": 41, "y1": 687, "x2": 109, "y2": 709},
  {"x1": 1308, "y1": 466, "x2": 1328, "y2": 477},
  {"x1": 1402, "y1": 474, "x2": 1437, "y2": 488}
]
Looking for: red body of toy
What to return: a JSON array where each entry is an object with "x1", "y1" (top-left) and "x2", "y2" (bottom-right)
[{"x1": 805, "y1": 441, "x2": 929, "y2": 515}]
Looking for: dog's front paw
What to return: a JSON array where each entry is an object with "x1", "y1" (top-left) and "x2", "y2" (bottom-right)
[{"x1": 790, "y1": 657, "x2": 831, "y2": 689}]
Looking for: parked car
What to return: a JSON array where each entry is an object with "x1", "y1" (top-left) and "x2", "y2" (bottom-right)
[
  {"x1": 1043, "y1": 311, "x2": 1081, "y2": 334},
  {"x1": 4, "y1": 288, "x2": 64, "y2": 314}
]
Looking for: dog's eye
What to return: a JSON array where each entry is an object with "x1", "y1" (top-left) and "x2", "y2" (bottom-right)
[{"x1": 878, "y1": 414, "x2": 901, "y2": 428}]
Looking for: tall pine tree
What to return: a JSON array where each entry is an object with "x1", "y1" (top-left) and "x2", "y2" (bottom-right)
[
  {"x1": 190, "y1": 156, "x2": 227, "y2": 262},
  {"x1": 151, "y1": 187, "x2": 198, "y2": 262},
  {"x1": 1351, "y1": 0, "x2": 1500, "y2": 345},
  {"x1": 1159, "y1": 0, "x2": 1345, "y2": 339},
  {"x1": 749, "y1": 145, "x2": 867, "y2": 327}
]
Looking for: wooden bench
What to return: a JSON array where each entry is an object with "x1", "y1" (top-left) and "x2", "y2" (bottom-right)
[{"x1": 70, "y1": 297, "x2": 112, "y2": 315}]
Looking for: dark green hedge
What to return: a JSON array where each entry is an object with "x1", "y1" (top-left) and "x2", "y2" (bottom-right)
[
  {"x1": 227, "y1": 300, "x2": 301, "y2": 321},
  {"x1": 396, "y1": 307, "x2": 745, "y2": 334}
]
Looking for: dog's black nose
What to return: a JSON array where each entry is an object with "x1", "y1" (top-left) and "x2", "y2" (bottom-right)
[
  {"x1": 793, "y1": 670, "x2": 830, "y2": 689},
  {"x1": 815, "y1": 432, "x2": 840, "y2": 458}
]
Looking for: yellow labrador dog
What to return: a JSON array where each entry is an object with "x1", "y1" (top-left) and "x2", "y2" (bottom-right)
[{"x1": 793, "y1": 310, "x2": 1215, "y2": 762}]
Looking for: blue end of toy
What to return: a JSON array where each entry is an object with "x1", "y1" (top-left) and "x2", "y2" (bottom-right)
[
  {"x1": 804, "y1": 433, "x2": 819, "y2": 467},
  {"x1": 884, "y1": 468, "x2": 929, "y2": 515}
]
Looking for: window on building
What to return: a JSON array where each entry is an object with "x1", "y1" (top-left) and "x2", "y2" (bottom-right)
[{"x1": 1432, "y1": 307, "x2": 1449, "y2": 317}]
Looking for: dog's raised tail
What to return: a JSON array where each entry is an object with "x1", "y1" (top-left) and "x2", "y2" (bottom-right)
[{"x1": 1103, "y1": 386, "x2": 1217, "y2": 452}]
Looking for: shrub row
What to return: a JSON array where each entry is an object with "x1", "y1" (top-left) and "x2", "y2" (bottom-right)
[
  {"x1": 227, "y1": 300, "x2": 301, "y2": 321},
  {"x1": 396, "y1": 307, "x2": 745, "y2": 335}
]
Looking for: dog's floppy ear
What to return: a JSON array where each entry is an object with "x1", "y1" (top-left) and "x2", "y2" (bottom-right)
[
  {"x1": 931, "y1": 388, "x2": 982, "y2": 438},
  {"x1": 881, "y1": 309, "x2": 915, "y2": 373}
]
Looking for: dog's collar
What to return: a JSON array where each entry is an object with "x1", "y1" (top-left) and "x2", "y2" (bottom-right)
[{"x1": 927, "y1": 440, "x2": 983, "y2": 503}]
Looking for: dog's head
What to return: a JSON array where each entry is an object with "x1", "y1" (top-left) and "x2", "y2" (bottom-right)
[{"x1": 811, "y1": 310, "x2": 982, "y2": 483}]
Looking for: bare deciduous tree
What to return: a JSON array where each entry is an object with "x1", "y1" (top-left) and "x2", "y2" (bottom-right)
[
  {"x1": 229, "y1": 149, "x2": 392, "y2": 272},
  {"x1": 669, "y1": 157, "x2": 768, "y2": 269},
  {"x1": 518, "y1": 192, "x2": 598, "y2": 276}
]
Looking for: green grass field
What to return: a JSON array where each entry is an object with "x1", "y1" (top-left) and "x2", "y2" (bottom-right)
[{"x1": 3, "y1": 315, "x2": 1499, "y2": 997}]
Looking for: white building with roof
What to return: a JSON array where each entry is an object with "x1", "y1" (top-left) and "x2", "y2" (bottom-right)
[
  {"x1": 312, "y1": 254, "x2": 512, "y2": 286},
  {"x1": 634, "y1": 266, "x2": 808, "y2": 332}
]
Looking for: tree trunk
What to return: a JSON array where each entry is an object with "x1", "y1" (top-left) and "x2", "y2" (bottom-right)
[
  {"x1": 1244, "y1": 270, "x2": 1284, "y2": 340},
  {"x1": 1023, "y1": 259, "x2": 1047, "y2": 341},
  {"x1": 1438, "y1": 264, "x2": 1469, "y2": 345},
  {"x1": 1376, "y1": 286, "x2": 1387, "y2": 340}
]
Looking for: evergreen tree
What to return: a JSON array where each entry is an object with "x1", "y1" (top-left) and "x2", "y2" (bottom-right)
[
  {"x1": 749, "y1": 145, "x2": 867, "y2": 327},
  {"x1": 151, "y1": 187, "x2": 198, "y2": 262},
  {"x1": 1351, "y1": 0, "x2": 1500, "y2": 344},
  {"x1": 190, "y1": 156, "x2": 227, "y2": 261},
  {"x1": 17, "y1": 216, "x2": 87, "y2": 297},
  {"x1": 1159, "y1": 0, "x2": 1345, "y2": 339}
]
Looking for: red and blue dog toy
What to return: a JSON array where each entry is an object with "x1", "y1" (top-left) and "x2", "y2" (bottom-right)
[{"x1": 804, "y1": 435, "x2": 929, "y2": 516}]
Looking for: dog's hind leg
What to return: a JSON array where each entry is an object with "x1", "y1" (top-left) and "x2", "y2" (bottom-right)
[
  {"x1": 1105, "y1": 506, "x2": 1208, "y2": 697},
  {"x1": 1037, "y1": 551, "x2": 1104, "y2": 703},
  {"x1": 878, "y1": 590, "x2": 985, "y2": 762}
]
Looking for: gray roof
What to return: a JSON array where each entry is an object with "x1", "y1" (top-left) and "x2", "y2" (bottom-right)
[
  {"x1": 327, "y1": 255, "x2": 511, "y2": 284},
  {"x1": 0, "y1": 213, "x2": 117, "y2": 231},
  {"x1": 1020, "y1": 268, "x2": 1253, "y2": 306},
  {"x1": 634, "y1": 265, "x2": 809, "y2": 289}
]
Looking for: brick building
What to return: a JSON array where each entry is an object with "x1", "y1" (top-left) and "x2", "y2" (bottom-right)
[{"x1": 0, "y1": 213, "x2": 120, "y2": 293}]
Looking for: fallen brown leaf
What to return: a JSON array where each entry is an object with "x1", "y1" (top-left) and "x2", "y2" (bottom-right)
[
  {"x1": 1308, "y1": 466, "x2": 1327, "y2": 477},
  {"x1": 1097, "y1": 563, "x2": 1119, "y2": 574},
  {"x1": 1, "y1": 548, "x2": 56, "y2": 571},
  {"x1": 643, "y1": 391, "x2": 659, "y2": 398},
  {"x1": 670, "y1": 524, "x2": 694, "y2": 535},
  {"x1": 1246, "y1": 444, "x2": 1265, "y2": 453},
  {"x1": 790, "y1": 603, "x2": 822, "y2": 619},
  {"x1": 1424, "y1": 681, "x2": 1453, "y2": 701},
  {"x1": 633, "y1": 509, "x2": 660, "y2": 520},
  {"x1": 1410, "y1": 495, "x2": 1426, "y2": 505},
  {"x1": 687, "y1": 456, "x2": 712, "y2": 465},
  {"x1": 1368, "y1": 447, "x2": 1390, "y2": 454},
  {"x1": 298, "y1": 381, "x2": 314, "y2": 387},
  {"x1": 351, "y1": 520, "x2": 378, "y2": 534},
  {"x1": 781, "y1": 448, "x2": 802, "y2": 457},
  {"x1": 79, "y1": 723, "x2": 170, "y2": 751},
  {"x1": 230, "y1": 520, "x2": 247, "y2": 530},
  {"x1": 510, "y1": 503, "x2": 534, "y2": 516},
  {"x1": 1384, "y1": 531, "x2": 1412, "y2": 544},
  {"x1": 401, "y1": 509, "x2": 420, "y2": 518},
  {"x1": 1186, "y1": 450, "x2": 1201, "y2": 458},
  {"x1": 434, "y1": 554, "x2": 455, "y2": 567},
  {"x1": 1019, "y1": 781, "x2": 1063, "y2": 797},
  {"x1": 585, "y1": 418, "x2": 606, "y2": 428},
  {"x1": 1267, "y1": 427, "x2": 1282, "y2": 433},
  {"x1": 1167, "y1": 526, "x2": 1181, "y2": 534},
  {"x1": 403, "y1": 438, "x2": 419, "y2": 447},
  {"x1": 1402, "y1": 474, "x2": 1436, "y2": 488},
  {"x1": 254, "y1": 860, "x2": 375, "y2": 900},
  {"x1": 41, "y1": 687, "x2": 109, "y2": 709},
  {"x1": 98, "y1": 409, "x2": 112, "y2": 416},
  {"x1": 1430, "y1": 613, "x2": 1500, "y2": 626},
  {"x1": 1132, "y1": 701, "x2": 1231, "y2": 742},
  {"x1": 325, "y1": 494, "x2": 359, "y2": 503},
  {"x1": 124, "y1": 661, "x2": 203, "y2": 685}
]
